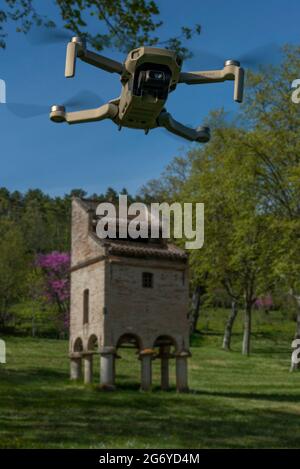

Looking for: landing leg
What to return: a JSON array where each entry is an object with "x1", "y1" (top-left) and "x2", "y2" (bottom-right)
[{"x1": 157, "y1": 110, "x2": 210, "y2": 143}]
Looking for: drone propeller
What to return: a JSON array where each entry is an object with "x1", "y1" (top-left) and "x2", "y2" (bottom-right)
[
  {"x1": 185, "y1": 43, "x2": 282, "y2": 71},
  {"x1": 236, "y1": 43, "x2": 282, "y2": 69},
  {"x1": 27, "y1": 26, "x2": 75, "y2": 46},
  {"x1": 62, "y1": 90, "x2": 105, "y2": 109},
  {"x1": 6, "y1": 103, "x2": 49, "y2": 119},
  {"x1": 6, "y1": 90, "x2": 105, "y2": 119}
]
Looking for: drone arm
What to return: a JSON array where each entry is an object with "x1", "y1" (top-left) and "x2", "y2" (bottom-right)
[
  {"x1": 50, "y1": 102, "x2": 118, "y2": 125},
  {"x1": 65, "y1": 39, "x2": 123, "y2": 78},
  {"x1": 79, "y1": 50, "x2": 123, "y2": 74},
  {"x1": 179, "y1": 69, "x2": 225, "y2": 84},
  {"x1": 157, "y1": 110, "x2": 210, "y2": 143},
  {"x1": 179, "y1": 63, "x2": 244, "y2": 103}
]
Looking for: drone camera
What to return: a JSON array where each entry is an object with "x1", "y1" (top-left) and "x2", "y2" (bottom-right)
[{"x1": 137, "y1": 67, "x2": 171, "y2": 99}]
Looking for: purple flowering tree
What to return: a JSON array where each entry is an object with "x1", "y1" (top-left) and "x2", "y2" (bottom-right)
[
  {"x1": 35, "y1": 251, "x2": 70, "y2": 334},
  {"x1": 255, "y1": 295, "x2": 273, "y2": 312}
]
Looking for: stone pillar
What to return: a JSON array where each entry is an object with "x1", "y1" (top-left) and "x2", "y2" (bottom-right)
[
  {"x1": 160, "y1": 345, "x2": 170, "y2": 391},
  {"x1": 83, "y1": 352, "x2": 93, "y2": 384},
  {"x1": 70, "y1": 354, "x2": 82, "y2": 381},
  {"x1": 176, "y1": 351, "x2": 191, "y2": 393},
  {"x1": 140, "y1": 349, "x2": 154, "y2": 391},
  {"x1": 100, "y1": 347, "x2": 116, "y2": 390}
]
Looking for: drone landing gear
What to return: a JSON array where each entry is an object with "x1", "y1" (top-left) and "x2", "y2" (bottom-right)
[
  {"x1": 157, "y1": 110, "x2": 210, "y2": 143},
  {"x1": 50, "y1": 102, "x2": 118, "y2": 125}
]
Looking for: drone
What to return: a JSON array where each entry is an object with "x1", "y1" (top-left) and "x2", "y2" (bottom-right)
[{"x1": 50, "y1": 37, "x2": 245, "y2": 143}]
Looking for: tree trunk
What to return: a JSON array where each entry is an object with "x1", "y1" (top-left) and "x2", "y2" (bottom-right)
[
  {"x1": 0, "y1": 298, "x2": 9, "y2": 331},
  {"x1": 32, "y1": 315, "x2": 36, "y2": 338},
  {"x1": 290, "y1": 301, "x2": 300, "y2": 371},
  {"x1": 222, "y1": 300, "x2": 238, "y2": 351},
  {"x1": 190, "y1": 285, "x2": 201, "y2": 334},
  {"x1": 242, "y1": 302, "x2": 252, "y2": 356}
]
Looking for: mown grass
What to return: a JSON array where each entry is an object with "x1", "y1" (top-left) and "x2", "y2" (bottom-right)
[{"x1": 0, "y1": 308, "x2": 299, "y2": 449}]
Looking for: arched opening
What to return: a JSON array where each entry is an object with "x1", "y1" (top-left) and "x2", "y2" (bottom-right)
[
  {"x1": 73, "y1": 337, "x2": 83, "y2": 352},
  {"x1": 153, "y1": 335, "x2": 178, "y2": 351},
  {"x1": 116, "y1": 333, "x2": 142, "y2": 390},
  {"x1": 152, "y1": 335, "x2": 177, "y2": 390},
  {"x1": 87, "y1": 334, "x2": 98, "y2": 351},
  {"x1": 116, "y1": 333, "x2": 142, "y2": 350}
]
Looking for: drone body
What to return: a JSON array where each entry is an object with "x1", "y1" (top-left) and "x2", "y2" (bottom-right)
[{"x1": 50, "y1": 37, "x2": 245, "y2": 142}]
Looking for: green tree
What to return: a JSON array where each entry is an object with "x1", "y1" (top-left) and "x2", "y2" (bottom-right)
[
  {"x1": 182, "y1": 127, "x2": 279, "y2": 355},
  {"x1": 233, "y1": 45, "x2": 300, "y2": 360},
  {"x1": 273, "y1": 218, "x2": 300, "y2": 370},
  {"x1": 0, "y1": 0, "x2": 200, "y2": 55},
  {"x1": 0, "y1": 219, "x2": 28, "y2": 329}
]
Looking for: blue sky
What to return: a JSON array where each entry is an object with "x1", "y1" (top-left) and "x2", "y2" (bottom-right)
[{"x1": 0, "y1": 0, "x2": 299, "y2": 197}]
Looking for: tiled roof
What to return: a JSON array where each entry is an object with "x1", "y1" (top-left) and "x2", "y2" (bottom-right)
[
  {"x1": 76, "y1": 197, "x2": 188, "y2": 262},
  {"x1": 106, "y1": 239, "x2": 188, "y2": 262}
]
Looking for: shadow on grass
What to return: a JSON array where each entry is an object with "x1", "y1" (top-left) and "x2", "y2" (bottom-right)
[
  {"x1": 1, "y1": 385, "x2": 300, "y2": 448},
  {"x1": 192, "y1": 389, "x2": 300, "y2": 403},
  {"x1": 0, "y1": 367, "x2": 67, "y2": 386}
]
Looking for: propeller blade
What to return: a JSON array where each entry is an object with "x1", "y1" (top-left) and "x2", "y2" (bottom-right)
[
  {"x1": 6, "y1": 89, "x2": 105, "y2": 119},
  {"x1": 62, "y1": 90, "x2": 105, "y2": 109},
  {"x1": 27, "y1": 26, "x2": 74, "y2": 46},
  {"x1": 184, "y1": 49, "x2": 223, "y2": 70},
  {"x1": 237, "y1": 43, "x2": 282, "y2": 69},
  {"x1": 185, "y1": 43, "x2": 282, "y2": 71},
  {"x1": 6, "y1": 103, "x2": 49, "y2": 118}
]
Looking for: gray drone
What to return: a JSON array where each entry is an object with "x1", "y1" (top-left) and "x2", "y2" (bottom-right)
[{"x1": 50, "y1": 37, "x2": 245, "y2": 143}]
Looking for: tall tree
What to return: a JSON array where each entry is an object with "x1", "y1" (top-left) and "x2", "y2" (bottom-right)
[
  {"x1": 178, "y1": 125, "x2": 278, "y2": 355},
  {"x1": 234, "y1": 45, "x2": 300, "y2": 359},
  {"x1": 0, "y1": 219, "x2": 27, "y2": 329}
]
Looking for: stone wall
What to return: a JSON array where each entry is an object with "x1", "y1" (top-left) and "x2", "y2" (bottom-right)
[
  {"x1": 70, "y1": 197, "x2": 190, "y2": 355},
  {"x1": 70, "y1": 260, "x2": 106, "y2": 352},
  {"x1": 104, "y1": 257, "x2": 189, "y2": 351}
]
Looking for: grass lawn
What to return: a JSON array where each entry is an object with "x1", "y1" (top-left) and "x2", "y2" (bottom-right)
[{"x1": 0, "y1": 308, "x2": 300, "y2": 449}]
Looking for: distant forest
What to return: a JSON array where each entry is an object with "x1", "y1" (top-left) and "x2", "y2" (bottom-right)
[{"x1": 0, "y1": 186, "x2": 138, "y2": 254}]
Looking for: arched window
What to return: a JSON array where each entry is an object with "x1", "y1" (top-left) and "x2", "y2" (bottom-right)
[{"x1": 83, "y1": 289, "x2": 89, "y2": 324}]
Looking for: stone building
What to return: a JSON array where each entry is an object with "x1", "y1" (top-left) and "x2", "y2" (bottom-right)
[{"x1": 69, "y1": 197, "x2": 190, "y2": 392}]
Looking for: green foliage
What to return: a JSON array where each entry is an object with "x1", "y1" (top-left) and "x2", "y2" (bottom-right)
[
  {"x1": 9, "y1": 300, "x2": 60, "y2": 337},
  {"x1": 185, "y1": 128, "x2": 279, "y2": 305},
  {"x1": 0, "y1": 0, "x2": 201, "y2": 56},
  {"x1": 139, "y1": 154, "x2": 192, "y2": 203},
  {"x1": 0, "y1": 0, "x2": 45, "y2": 49},
  {"x1": 0, "y1": 219, "x2": 28, "y2": 328}
]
